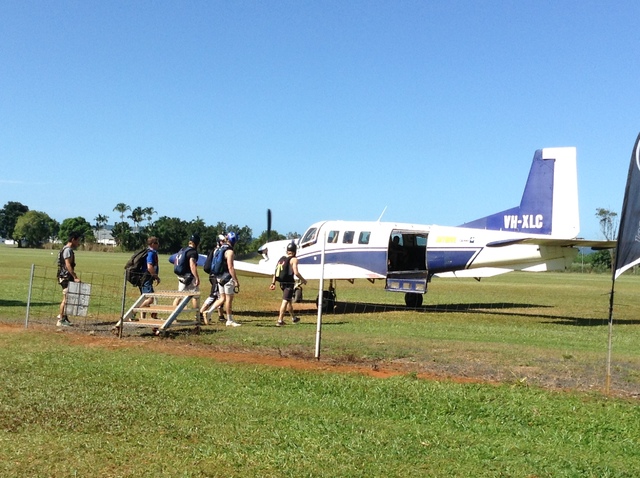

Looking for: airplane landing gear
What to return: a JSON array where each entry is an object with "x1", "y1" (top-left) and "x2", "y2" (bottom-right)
[
  {"x1": 404, "y1": 292, "x2": 423, "y2": 308},
  {"x1": 316, "y1": 281, "x2": 337, "y2": 313}
]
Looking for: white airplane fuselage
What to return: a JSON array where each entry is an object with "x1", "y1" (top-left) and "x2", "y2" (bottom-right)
[{"x1": 233, "y1": 147, "x2": 612, "y2": 307}]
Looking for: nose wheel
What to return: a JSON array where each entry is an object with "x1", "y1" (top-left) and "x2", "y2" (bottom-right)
[{"x1": 404, "y1": 292, "x2": 423, "y2": 308}]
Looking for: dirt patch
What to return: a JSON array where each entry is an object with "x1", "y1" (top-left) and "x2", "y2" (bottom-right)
[
  {"x1": 0, "y1": 323, "x2": 485, "y2": 385},
  {"x1": 3, "y1": 322, "x2": 637, "y2": 399}
]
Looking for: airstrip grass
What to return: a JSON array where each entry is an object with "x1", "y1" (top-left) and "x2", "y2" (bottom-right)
[{"x1": 2, "y1": 244, "x2": 640, "y2": 475}]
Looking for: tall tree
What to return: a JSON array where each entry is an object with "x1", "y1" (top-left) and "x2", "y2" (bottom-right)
[
  {"x1": 94, "y1": 214, "x2": 110, "y2": 244},
  {"x1": 146, "y1": 216, "x2": 188, "y2": 253},
  {"x1": 0, "y1": 201, "x2": 29, "y2": 240},
  {"x1": 59, "y1": 217, "x2": 95, "y2": 244},
  {"x1": 595, "y1": 207, "x2": 619, "y2": 270},
  {"x1": 128, "y1": 207, "x2": 145, "y2": 232},
  {"x1": 13, "y1": 210, "x2": 57, "y2": 247},
  {"x1": 113, "y1": 203, "x2": 130, "y2": 223},
  {"x1": 595, "y1": 208, "x2": 618, "y2": 240},
  {"x1": 142, "y1": 207, "x2": 156, "y2": 226},
  {"x1": 94, "y1": 214, "x2": 109, "y2": 230}
]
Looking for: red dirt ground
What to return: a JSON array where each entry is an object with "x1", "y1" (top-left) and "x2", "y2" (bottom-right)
[{"x1": 0, "y1": 322, "x2": 485, "y2": 385}]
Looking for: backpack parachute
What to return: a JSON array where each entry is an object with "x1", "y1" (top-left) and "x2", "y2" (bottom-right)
[
  {"x1": 173, "y1": 247, "x2": 193, "y2": 276},
  {"x1": 125, "y1": 249, "x2": 149, "y2": 286},
  {"x1": 274, "y1": 255, "x2": 293, "y2": 283},
  {"x1": 203, "y1": 247, "x2": 215, "y2": 274},
  {"x1": 208, "y1": 245, "x2": 229, "y2": 276}
]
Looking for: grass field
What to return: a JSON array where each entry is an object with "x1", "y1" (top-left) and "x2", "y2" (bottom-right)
[{"x1": 2, "y1": 244, "x2": 640, "y2": 476}]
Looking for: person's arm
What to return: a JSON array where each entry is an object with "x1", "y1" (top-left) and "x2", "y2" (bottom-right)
[
  {"x1": 227, "y1": 250, "x2": 239, "y2": 286},
  {"x1": 147, "y1": 254, "x2": 160, "y2": 283},
  {"x1": 269, "y1": 271, "x2": 277, "y2": 290},
  {"x1": 190, "y1": 256, "x2": 199, "y2": 286},
  {"x1": 65, "y1": 256, "x2": 80, "y2": 282},
  {"x1": 291, "y1": 257, "x2": 307, "y2": 285}
]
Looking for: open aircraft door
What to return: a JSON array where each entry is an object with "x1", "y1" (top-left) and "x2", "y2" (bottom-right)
[{"x1": 385, "y1": 229, "x2": 428, "y2": 307}]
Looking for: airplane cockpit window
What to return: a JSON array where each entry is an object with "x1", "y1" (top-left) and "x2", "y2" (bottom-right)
[
  {"x1": 300, "y1": 227, "x2": 318, "y2": 248},
  {"x1": 358, "y1": 231, "x2": 371, "y2": 244},
  {"x1": 327, "y1": 230, "x2": 339, "y2": 243},
  {"x1": 343, "y1": 231, "x2": 355, "y2": 244}
]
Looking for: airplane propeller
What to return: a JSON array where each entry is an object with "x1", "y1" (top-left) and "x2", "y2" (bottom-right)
[{"x1": 267, "y1": 208, "x2": 272, "y2": 244}]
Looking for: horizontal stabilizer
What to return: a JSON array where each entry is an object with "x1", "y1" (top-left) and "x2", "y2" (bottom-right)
[{"x1": 435, "y1": 268, "x2": 513, "y2": 279}]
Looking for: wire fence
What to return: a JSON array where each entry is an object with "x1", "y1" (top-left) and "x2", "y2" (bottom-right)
[{"x1": 25, "y1": 265, "x2": 135, "y2": 332}]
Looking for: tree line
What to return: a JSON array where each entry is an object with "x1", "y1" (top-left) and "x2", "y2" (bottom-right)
[{"x1": 0, "y1": 201, "x2": 291, "y2": 256}]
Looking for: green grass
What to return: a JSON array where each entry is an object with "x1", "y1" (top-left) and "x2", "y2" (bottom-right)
[
  {"x1": 2, "y1": 244, "x2": 640, "y2": 475},
  {"x1": 1, "y1": 330, "x2": 639, "y2": 477}
]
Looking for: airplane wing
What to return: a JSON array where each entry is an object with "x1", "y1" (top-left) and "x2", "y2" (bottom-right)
[
  {"x1": 233, "y1": 260, "x2": 385, "y2": 281},
  {"x1": 486, "y1": 238, "x2": 617, "y2": 250},
  {"x1": 168, "y1": 253, "x2": 208, "y2": 266}
]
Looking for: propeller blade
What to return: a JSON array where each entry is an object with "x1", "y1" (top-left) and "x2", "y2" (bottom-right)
[{"x1": 267, "y1": 209, "x2": 272, "y2": 243}]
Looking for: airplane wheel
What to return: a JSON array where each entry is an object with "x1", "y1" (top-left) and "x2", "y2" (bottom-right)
[
  {"x1": 405, "y1": 293, "x2": 423, "y2": 308},
  {"x1": 293, "y1": 288, "x2": 303, "y2": 303},
  {"x1": 317, "y1": 290, "x2": 336, "y2": 313}
]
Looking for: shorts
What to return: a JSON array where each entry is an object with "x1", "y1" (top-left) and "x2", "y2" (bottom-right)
[
  {"x1": 218, "y1": 278, "x2": 236, "y2": 296},
  {"x1": 140, "y1": 280, "x2": 154, "y2": 294},
  {"x1": 208, "y1": 276, "x2": 220, "y2": 300},
  {"x1": 281, "y1": 283, "x2": 295, "y2": 302},
  {"x1": 58, "y1": 276, "x2": 70, "y2": 291},
  {"x1": 178, "y1": 277, "x2": 199, "y2": 293}
]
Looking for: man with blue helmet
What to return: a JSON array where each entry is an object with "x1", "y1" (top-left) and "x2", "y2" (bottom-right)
[
  {"x1": 200, "y1": 234, "x2": 226, "y2": 324},
  {"x1": 209, "y1": 231, "x2": 241, "y2": 327}
]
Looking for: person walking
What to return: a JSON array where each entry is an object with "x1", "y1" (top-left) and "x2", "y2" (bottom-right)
[
  {"x1": 56, "y1": 231, "x2": 81, "y2": 326},
  {"x1": 173, "y1": 233, "x2": 201, "y2": 310},
  {"x1": 139, "y1": 236, "x2": 161, "y2": 319},
  {"x1": 200, "y1": 234, "x2": 226, "y2": 324},
  {"x1": 269, "y1": 242, "x2": 307, "y2": 326},
  {"x1": 209, "y1": 232, "x2": 241, "y2": 327}
]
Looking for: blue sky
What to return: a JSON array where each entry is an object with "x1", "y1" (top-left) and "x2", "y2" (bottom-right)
[{"x1": 2, "y1": 1, "x2": 639, "y2": 241}]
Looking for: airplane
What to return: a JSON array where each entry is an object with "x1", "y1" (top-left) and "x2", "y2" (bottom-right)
[{"x1": 237, "y1": 147, "x2": 616, "y2": 308}]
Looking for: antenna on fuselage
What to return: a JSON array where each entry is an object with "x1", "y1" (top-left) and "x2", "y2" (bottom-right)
[{"x1": 376, "y1": 207, "x2": 388, "y2": 222}]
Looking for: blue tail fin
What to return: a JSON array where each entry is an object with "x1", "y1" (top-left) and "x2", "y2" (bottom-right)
[{"x1": 461, "y1": 148, "x2": 579, "y2": 238}]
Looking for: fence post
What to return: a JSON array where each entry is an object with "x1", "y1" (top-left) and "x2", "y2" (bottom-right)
[
  {"x1": 118, "y1": 269, "x2": 128, "y2": 338},
  {"x1": 25, "y1": 264, "x2": 35, "y2": 329}
]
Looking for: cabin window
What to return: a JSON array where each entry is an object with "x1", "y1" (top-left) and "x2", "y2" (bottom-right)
[
  {"x1": 300, "y1": 227, "x2": 318, "y2": 247},
  {"x1": 343, "y1": 231, "x2": 355, "y2": 244},
  {"x1": 327, "y1": 230, "x2": 339, "y2": 243},
  {"x1": 358, "y1": 231, "x2": 371, "y2": 244}
]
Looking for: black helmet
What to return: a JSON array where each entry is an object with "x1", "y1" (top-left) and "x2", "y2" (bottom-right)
[
  {"x1": 286, "y1": 242, "x2": 297, "y2": 253},
  {"x1": 190, "y1": 233, "x2": 200, "y2": 246}
]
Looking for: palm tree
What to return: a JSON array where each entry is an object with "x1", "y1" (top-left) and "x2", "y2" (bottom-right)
[
  {"x1": 94, "y1": 214, "x2": 109, "y2": 242},
  {"x1": 113, "y1": 203, "x2": 130, "y2": 223},
  {"x1": 128, "y1": 206, "x2": 145, "y2": 232},
  {"x1": 142, "y1": 207, "x2": 157, "y2": 226}
]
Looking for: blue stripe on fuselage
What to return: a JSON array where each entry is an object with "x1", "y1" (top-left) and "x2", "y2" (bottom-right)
[
  {"x1": 297, "y1": 249, "x2": 388, "y2": 276},
  {"x1": 427, "y1": 248, "x2": 480, "y2": 274},
  {"x1": 297, "y1": 247, "x2": 481, "y2": 276}
]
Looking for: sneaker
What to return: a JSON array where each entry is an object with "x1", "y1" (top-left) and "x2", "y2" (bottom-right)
[
  {"x1": 226, "y1": 319, "x2": 241, "y2": 327},
  {"x1": 218, "y1": 315, "x2": 226, "y2": 323},
  {"x1": 292, "y1": 316, "x2": 300, "y2": 323},
  {"x1": 56, "y1": 317, "x2": 72, "y2": 327},
  {"x1": 276, "y1": 320, "x2": 285, "y2": 327}
]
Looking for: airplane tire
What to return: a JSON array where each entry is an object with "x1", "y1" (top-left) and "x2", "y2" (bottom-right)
[
  {"x1": 317, "y1": 290, "x2": 336, "y2": 313},
  {"x1": 405, "y1": 293, "x2": 423, "y2": 308}
]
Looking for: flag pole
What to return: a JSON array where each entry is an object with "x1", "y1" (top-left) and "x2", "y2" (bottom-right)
[
  {"x1": 604, "y1": 132, "x2": 640, "y2": 395},
  {"x1": 605, "y1": 278, "x2": 615, "y2": 394}
]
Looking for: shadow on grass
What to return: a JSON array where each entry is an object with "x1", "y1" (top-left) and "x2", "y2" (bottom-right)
[{"x1": 294, "y1": 300, "x2": 640, "y2": 327}]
